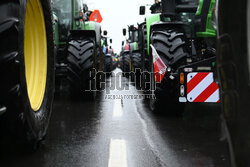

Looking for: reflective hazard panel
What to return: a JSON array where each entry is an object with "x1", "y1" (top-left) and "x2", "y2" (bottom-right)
[
  {"x1": 187, "y1": 72, "x2": 220, "y2": 103},
  {"x1": 89, "y1": 10, "x2": 103, "y2": 23}
]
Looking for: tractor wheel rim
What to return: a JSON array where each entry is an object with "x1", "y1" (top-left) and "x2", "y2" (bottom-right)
[{"x1": 24, "y1": 0, "x2": 47, "y2": 111}]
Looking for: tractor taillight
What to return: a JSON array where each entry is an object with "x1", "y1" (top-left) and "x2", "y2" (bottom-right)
[{"x1": 180, "y1": 73, "x2": 184, "y2": 84}]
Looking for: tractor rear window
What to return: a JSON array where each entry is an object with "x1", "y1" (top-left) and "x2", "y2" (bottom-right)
[
  {"x1": 52, "y1": 0, "x2": 72, "y2": 41},
  {"x1": 52, "y1": 0, "x2": 72, "y2": 26}
]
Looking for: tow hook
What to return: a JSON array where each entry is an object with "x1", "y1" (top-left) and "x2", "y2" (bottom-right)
[{"x1": 0, "y1": 106, "x2": 6, "y2": 116}]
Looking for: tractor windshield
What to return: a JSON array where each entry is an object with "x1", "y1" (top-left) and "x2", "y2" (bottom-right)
[
  {"x1": 52, "y1": 0, "x2": 73, "y2": 41},
  {"x1": 130, "y1": 31, "x2": 138, "y2": 42}
]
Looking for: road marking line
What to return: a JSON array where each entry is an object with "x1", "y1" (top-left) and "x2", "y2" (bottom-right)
[
  {"x1": 108, "y1": 139, "x2": 127, "y2": 167},
  {"x1": 113, "y1": 99, "x2": 123, "y2": 117}
]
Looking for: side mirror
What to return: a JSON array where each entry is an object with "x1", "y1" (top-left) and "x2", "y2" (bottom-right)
[
  {"x1": 123, "y1": 28, "x2": 126, "y2": 36},
  {"x1": 83, "y1": 4, "x2": 88, "y2": 13},
  {"x1": 122, "y1": 41, "x2": 124, "y2": 46},
  {"x1": 139, "y1": 6, "x2": 146, "y2": 15},
  {"x1": 110, "y1": 39, "x2": 112, "y2": 43},
  {"x1": 103, "y1": 30, "x2": 108, "y2": 36}
]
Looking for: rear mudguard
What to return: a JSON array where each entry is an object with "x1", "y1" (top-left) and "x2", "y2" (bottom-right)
[
  {"x1": 69, "y1": 30, "x2": 96, "y2": 41},
  {"x1": 150, "y1": 21, "x2": 193, "y2": 38},
  {"x1": 70, "y1": 21, "x2": 102, "y2": 46}
]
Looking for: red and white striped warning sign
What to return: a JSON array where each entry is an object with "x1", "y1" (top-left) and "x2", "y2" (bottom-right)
[{"x1": 187, "y1": 72, "x2": 220, "y2": 103}]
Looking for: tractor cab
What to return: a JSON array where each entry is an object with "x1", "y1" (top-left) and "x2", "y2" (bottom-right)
[
  {"x1": 128, "y1": 25, "x2": 139, "y2": 43},
  {"x1": 53, "y1": 0, "x2": 103, "y2": 43},
  {"x1": 52, "y1": 0, "x2": 73, "y2": 42}
]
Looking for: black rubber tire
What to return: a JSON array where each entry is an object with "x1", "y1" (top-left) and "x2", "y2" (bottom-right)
[
  {"x1": 0, "y1": 0, "x2": 55, "y2": 147},
  {"x1": 67, "y1": 39, "x2": 96, "y2": 98},
  {"x1": 122, "y1": 53, "x2": 130, "y2": 77},
  {"x1": 217, "y1": 0, "x2": 250, "y2": 166},
  {"x1": 149, "y1": 29, "x2": 187, "y2": 114},
  {"x1": 104, "y1": 54, "x2": 113, "y2": 72},
  {"x1": 119, "y1": 53, "x2": 124, "y2": 70},
  {"x1": 131, "y1": 52, "x2": 142, "y2": 70},
  {"x1": 131, "y1": 52, "x2": 142, "y2": 83}
]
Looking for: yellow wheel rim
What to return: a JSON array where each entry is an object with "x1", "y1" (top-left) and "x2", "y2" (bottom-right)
[{"x1": 24, "y1": 0, "x2": 47, "y2": 111}]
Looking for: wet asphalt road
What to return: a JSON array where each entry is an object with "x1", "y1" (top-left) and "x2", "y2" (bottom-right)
[{"x1": 0, "y1": 68, "x2": 230, "y2": 167}]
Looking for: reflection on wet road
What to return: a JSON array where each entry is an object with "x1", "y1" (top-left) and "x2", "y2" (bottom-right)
[{"x1": 0, "y1": 69, "x2": 230, "y2": 167}]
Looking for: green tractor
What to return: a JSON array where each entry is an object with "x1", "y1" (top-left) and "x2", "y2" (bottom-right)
[
  {"x1": 0, "y1": 0, "x2": 55, "y2": 147},
  {"x1": 121, "y1": 40, "x2": 131, "y2": 75},
  {"x1": 122, "y1": 25, "x2": 142, "y2": 80},
  {"x1": 53, "y1": 0, "x2": 103, "y2": 98},
  {"x1": 140, "y1": 0, "x2": 218, "y2": 113}
]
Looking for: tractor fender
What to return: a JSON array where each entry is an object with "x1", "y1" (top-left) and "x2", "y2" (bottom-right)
[
  {"x1": 150, "y1": 21, "x2": 193, "y2": 39},
  {"x1": 69, "y1": 22, "x2": 102, "y2": 46},
  {"x1": 69, "y1": 30, "x2": 96, "y2": 41}
]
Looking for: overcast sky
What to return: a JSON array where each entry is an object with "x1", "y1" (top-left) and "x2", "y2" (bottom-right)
[{"x1": 86, "y1": 0, "x2": 154, "y2": 53}]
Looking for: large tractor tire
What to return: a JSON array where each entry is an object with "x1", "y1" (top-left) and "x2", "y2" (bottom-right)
[
  {"x1": 217, "y1": 0, "x2": 250, "y2": 166},
  {"x1": 131, "y1": 52, "x2": 142, "y2": 82},
  {"x1": 119, "y1": 53, "x2": 124, "y2": 70},
  {"x1": 131, "y1": 52, "x2": 142, "y2": 70},
  {"x1": 122, "y1": 53, "x2": 130, "y2": 77},
  {"x1": 67, "y1": 39, "x2": 96, "y2": 99},
  {"x1": 0, "y1": 0, "x2": 55, "y2": 147},
  {"x1": 149, "y1": 29, "x2": 187, "y2": 114},
  {"x1": 104, "y1": 54, "x2": 113, "y2": 73}
]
